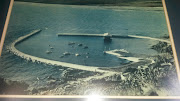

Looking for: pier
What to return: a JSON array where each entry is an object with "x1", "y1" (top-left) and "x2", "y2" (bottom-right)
[
  {"x1": 57, "y1": 33, "x2": 170, "y2": 43},
  {"x1": 57, "y1": 33, "x2": 135, "y2": 39}
]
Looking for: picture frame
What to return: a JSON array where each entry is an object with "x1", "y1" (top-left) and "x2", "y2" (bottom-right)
[
  {"x1": 0, "y1": 0, "x2": 13, "y2": 56},
  {"x1": 0, "y1": 0, "x2": 180, "y2": 100}
]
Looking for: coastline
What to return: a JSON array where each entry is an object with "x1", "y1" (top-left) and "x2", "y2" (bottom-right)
[{"x1": 5, "y1": 29, "x2": 180, "y2": 96}]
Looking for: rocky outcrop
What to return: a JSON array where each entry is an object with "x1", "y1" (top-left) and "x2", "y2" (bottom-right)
[{"x1": 151, "y1": 41, "x2": 172, "y2": 54}]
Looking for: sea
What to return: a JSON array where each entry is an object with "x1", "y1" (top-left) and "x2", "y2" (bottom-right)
[{"x1": 0, "y1": 2, "x2": 169, "y2": 88}]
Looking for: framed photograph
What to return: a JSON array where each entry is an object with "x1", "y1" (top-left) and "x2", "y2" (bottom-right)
[{"x1": 0, "y1": 0, "x2": 180, "y2": 100}]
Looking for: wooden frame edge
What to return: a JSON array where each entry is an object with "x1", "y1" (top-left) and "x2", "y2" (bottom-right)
[
  {"x1": 162, "y1": 0, "x2": 180, "y2": 82},
  {"x1": 0, "y1": 0, "x2": 14, "y2": 56}
]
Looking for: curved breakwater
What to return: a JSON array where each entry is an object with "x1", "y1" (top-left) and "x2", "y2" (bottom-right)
[
  {"x1": 8, "y1": 29, "x2": 170, "y2": 73},
  {"x1": 8, "y1": 30, "x2": 111, "y2": 73}
]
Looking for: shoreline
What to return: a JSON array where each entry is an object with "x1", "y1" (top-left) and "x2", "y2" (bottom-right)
[{"x1": 6, "y1": 29, "x2": 179, "y2": 95}]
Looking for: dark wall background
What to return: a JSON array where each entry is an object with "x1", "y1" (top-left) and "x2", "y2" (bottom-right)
[
  {"x1": 0, "y1": 0, "x2": 180, "y2": 101},
  {"x1": 165, "y1": 0, "x2": 180, "y2": 64},
  {"x1": 0, "y1": 0, "x2": 11, "y2": 39}
]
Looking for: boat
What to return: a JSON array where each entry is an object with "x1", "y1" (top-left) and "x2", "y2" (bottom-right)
[
  {"x1": 68, "y1": 42, "x2": 75, "y2": 45},
  {"x1": 75, "y1": 53, "x2": 80, "y2": 56},
  {"x1": 46, "y1": 50, "x2": 52, "y2": 54},
  {"x1": 84, "y1": 46, "x2": 88, "y2": 49},
  {"x1": 78, "y1": 43, "x2": 83, "y2": 46},
  {"x1": 63, "y1": 52, "x2": 70, "y2": 55}
]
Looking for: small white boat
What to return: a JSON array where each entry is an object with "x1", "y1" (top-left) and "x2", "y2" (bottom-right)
[
  {"x1": 46, "y1": 51, "x2": 52, "y2": 54},
  {"x1": 63, "y1": 52, "x2": 70, "y2": 55},
  {"x1": 68, "y1": 42, "x2": 75, "y2": 45},
  {"x1": 75, "y1": 53, "x2": 80, "y2": 56},
  {"x1": 60, "y1": 55, "x2": 64, "y2": 58},
  {"x1": 78, "y1": 43, "x2": 83, "y2": 46}
]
